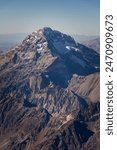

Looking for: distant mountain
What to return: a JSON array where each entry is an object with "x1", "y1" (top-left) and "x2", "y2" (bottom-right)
[
  {"x1": 0, "y1": 27, "x2": 100, "y2": 150},
  {"x1": 82, "y1": 38, "x2": 100, "y2": 53},
  {"x1": 0, "y1": 33, "x2": 99, "y2": 52},
  {"x1": 0, "y1": 50, "x2": 3, "y2": 55},
  {"x1": 0, "y1": 33, "x2": 28, "y2": 52},
  {"x1": 0, "y1": 33, "x2": 28, "y2": 43},
  {"x1": 71, "y1": 34, "x2": 99, "y2": 42}
]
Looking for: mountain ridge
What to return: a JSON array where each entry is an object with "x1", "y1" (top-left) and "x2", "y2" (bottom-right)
[{"x1": 0, "y1": 27, "x2": 100, "y2": 150}]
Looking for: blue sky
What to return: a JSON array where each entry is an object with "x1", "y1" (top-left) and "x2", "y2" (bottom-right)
[{"x1": 0, "y1": 0, "x2": 100, "y2": 35}]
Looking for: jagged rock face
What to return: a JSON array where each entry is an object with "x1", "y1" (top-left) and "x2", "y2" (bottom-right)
[{"x1": 0, "y1": 27, "x2": 100, "y2": 150}]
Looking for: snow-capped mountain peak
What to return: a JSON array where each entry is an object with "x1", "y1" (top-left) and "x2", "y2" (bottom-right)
[{"x1": 2, "y1": 27, "x2": 99, "y2": 76}]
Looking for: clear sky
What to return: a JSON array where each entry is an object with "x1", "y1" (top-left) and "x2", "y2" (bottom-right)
[{"x1": 0, "y1": 0, "x2": 100, "y2": 35}]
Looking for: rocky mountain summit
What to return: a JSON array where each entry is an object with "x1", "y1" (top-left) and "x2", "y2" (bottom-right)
[{"x1": 0, "y1": 27, "x2": 100, "y2": 150}]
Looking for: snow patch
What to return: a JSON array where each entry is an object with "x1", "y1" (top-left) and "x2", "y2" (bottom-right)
[
  {"x1": 37, "y1": 44, "x2": 42, "y2": 47},
  {"x1": 37, "y1": 47, "x2": 43, "y2": 53},
  {"x1": 95, "y1": 66, "x2": 99, "y2": 69},
  {"x1": 72, "y1": 47, "x2": 80, "y2": 52},
  {"x1": 43, "y1": 42, "x2": 47, "y2": 46},
  {"x1": 66, "y1": 46, "x2": 71, "y2": 50},
  {"x1": 73, "y1": 74, "x2": 78, "y2": 77},
  {"x1": 66, "y1": 46, "x2": 80, "y2": 52},
  {"x1": 26, "y1": 39, "x2": 30, "y2": 42},
  {"x1": 35, "y1": 36, "x2": 37, "y2": 39},
  {"x1": 45, "y1": 75, "x2": 49, "y2": 78}
]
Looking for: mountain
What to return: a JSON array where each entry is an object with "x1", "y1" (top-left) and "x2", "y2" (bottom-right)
[
  {"x1": 0, "y1": 33, "x2": 28, "y2": 52},
  {"x1": 0, "y1": 27, "x2": 100, "y2": 150},
  {"x1": 82, "y1": 38, "x2": 100, "y2": 53},
  {"x1": 0, "y1": 42, "x2": 18, "y2": 53},
  {"x1": 71, "y1": 34, "x2": 99, "y2": 43}
]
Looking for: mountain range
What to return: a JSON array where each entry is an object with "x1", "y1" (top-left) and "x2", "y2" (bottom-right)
[
  {"x1": 82, "y1": 38, "x2": 100, "y2": 53},
  {"x1": 0, "y1": 27, "x2": 100, "y2": 150},
  {"x1": 0, "y1": 33, "x2": 99, "y2": 53},
  {"x1": 0, "y1": 33, "x2": 28, "y2": 52}
]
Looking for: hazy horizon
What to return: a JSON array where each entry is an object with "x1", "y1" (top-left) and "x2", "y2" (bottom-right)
[
  {"x1": 0, "y1": 0, "x2": 100, "y2": 35},
  {"x1": 0, "y1": 31, "x2": 100, "y2": 36}
]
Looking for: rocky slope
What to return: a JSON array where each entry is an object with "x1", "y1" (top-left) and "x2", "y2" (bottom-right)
[{"x1": 0, "y1": 27, "x2": 100, "y2": 150}]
